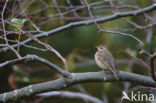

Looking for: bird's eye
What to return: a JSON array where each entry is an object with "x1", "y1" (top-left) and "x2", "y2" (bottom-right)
[{"x1": 100, "y1": 47, "x2": 103, "y2": 49}]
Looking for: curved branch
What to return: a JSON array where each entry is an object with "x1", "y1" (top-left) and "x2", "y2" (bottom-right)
[
  {"x1": 0, "y1": 71, "x2": 155, "y2": 102},
  {"x1": 1, "y1": 3, "x2": 156, "y2": 53},
  {"x1": 150, "y1": 53, "x2": 156, "y2": 81},
  {"x1": 100, "y1": 30, "x2": 144, "y2": 47},
  {"x1": 38, "y1": 91, "x2": 103, "y2": 103},
  {"x1": 0, "y1": 54, "x2": 71, "y2": 77}
]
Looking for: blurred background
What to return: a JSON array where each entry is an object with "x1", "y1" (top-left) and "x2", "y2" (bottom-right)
[{"x1": 0, "y1": 0, "x2": 156, "y2": 103}]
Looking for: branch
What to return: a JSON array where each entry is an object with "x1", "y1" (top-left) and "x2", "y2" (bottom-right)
[
  {"x1": 0, "y1": 54, "x2": 71, "y2": 77},
  {"x1": 1, "y1": 3, "x2": 156, "y2": 53},
  {"x1": 150, "y1": 53, "x2": 156, "y2": 81},
  {"x1": 84, "y1": 0, "x2": 144, "y2": 47},
  {"x1": 38, "y1": 91, "x2": 103, "y2": 103},
  {"x1": 100, "y1": 29, "x2": 144, "y2": 47},
  {"x1": 0, "y1": 71, "x2": 155, "y2": 102},
  {"x1": 1, "y1": 0, "x2": 22, "y2": 59},
  {"x1": 26, "y1": 34, "x2": 69, "y2": 72}
]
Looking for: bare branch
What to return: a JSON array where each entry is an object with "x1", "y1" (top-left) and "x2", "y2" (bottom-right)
[
  {"x1": 83, "y1": 0, "x2": 144, "y2": 47},
  {"x1": 128, "y1": 85, "x2": 156, "y2": 93},
  {"x1": 66, "y1": 0, "x2": 79, "y2": 17},
  {"x1": 139, "y1": 49, "x2": 152, "y2": 57},
  {"x1": 38, "y1": 91, "x2": 103, "y2": 103},
  {"x1": 21, "y1": 44, "x2": 48, "y2": 51},
  {"x1": 0, "y1": 71, "x2": 155, "y2": 102},
  {"x1": 150, "y1": 53, "x2": 156, "y2": 81},
  {"x1": 1, "y1": 3, "x2": 156, "y2": 53},
  {"x1": 26, "y1": 33, "x2": 69, "y2": 72},
  {"x1": 0, "y1": 55, "x2": 71, "y2": 77},
  {"x1": 1, "y1": 0, "x2": 8, "y2": 45},
  {"x1": 1, "y1": 0, "x2": 21, "y2": 59},
  {"x1": 52, "y1": 0, "x2": 63, "y2": 18},
  {"x1": 126, "y1": 50, "x2": 150, "y2": 70},
  {"x1": 100, "y1": 29, "x2": 144, "y2": 47}
]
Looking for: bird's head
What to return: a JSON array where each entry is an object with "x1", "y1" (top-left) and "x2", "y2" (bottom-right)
[{"x1": 96, "y1": 45, "x2": 107, "y2": 51}]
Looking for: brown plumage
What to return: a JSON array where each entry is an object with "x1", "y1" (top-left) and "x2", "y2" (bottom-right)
[{"x1": 95, "y1": 45, "x2": 119, "y2": 80}]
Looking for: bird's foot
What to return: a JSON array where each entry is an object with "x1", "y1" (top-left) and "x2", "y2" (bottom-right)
[{"x1": 101, "y1": 69, "x2": 111, "y2": 74}]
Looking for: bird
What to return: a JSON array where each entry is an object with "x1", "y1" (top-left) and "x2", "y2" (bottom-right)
[{"x1": 95, "y1": 45, "x2": 119, "y2": 80}]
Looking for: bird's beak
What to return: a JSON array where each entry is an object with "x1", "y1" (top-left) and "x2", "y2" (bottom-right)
[{"x1": 95, "y1": 46, "x2": 98, "y2": 49}]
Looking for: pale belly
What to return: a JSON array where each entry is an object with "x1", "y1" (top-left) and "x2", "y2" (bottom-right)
[{"x1": 95, "y1": 53, "x2": 106, "y2": 69}]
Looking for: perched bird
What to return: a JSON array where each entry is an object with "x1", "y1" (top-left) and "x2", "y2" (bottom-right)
[{"x1": 95, "y1": 45, "x2": 119, "y2": 80}]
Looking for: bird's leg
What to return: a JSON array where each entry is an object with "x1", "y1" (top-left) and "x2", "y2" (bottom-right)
[
  {"x1": 101, "y1": 69, "x2": 109, "y2": 74},
  {"x1": 111, "y1": 70, "x2": 119, "y2": 80},
  {"x1": 101, "y1": 69, "x2": 105, "y2": 73}
]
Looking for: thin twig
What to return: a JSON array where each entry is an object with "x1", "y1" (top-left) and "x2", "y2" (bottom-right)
[
  {"x1": 100, "y1": 29, "x2": 144, "y2": 47},
  {"x1": 1, "y1": 0, "x2": 21, "y2": 59},
  {"x1": 139, "y1": 48, "x2": 152, "y2": 57},
  {"x1": 52, "y1": 0, "x2": 64, "y2": 18},
  {"x1": 2, "y1": 3, "x2": 156, "y2": 53},
  {"x1": 26, "y1": 33, "x2": 69, "y2": 72},
  {"x1": 21, "y1": 44, "x2": 48, "y2": 51},
  {"x1": 84, "y1": 0, "x2": 144, "y2": 47},
  {"x1": 126, "y1": 50, "x2": 150, "y2": 70}
]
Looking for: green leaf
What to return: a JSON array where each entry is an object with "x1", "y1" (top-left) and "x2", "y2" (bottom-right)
[
  {"x1": 11, "y1": 18, "x2": 27, "y2": 30},
  {"x1": 126, "y1": 48, "x2": 138, "y2": 56},
  {"x1": 131, "y1": 50, "x2": 137, "y2": 56}
]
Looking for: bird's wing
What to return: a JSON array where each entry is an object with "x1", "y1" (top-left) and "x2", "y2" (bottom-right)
[
  {"x1": 106, "y1": 51, "x2": 118, "y2": 72},
  {"x1": 100, "y1": 51, "x2": 118, "y2": 73}
]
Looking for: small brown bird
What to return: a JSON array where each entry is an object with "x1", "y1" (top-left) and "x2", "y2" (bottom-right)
[{"x1": 95, "y1": 45, "x2": 119, "y2": 80}]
